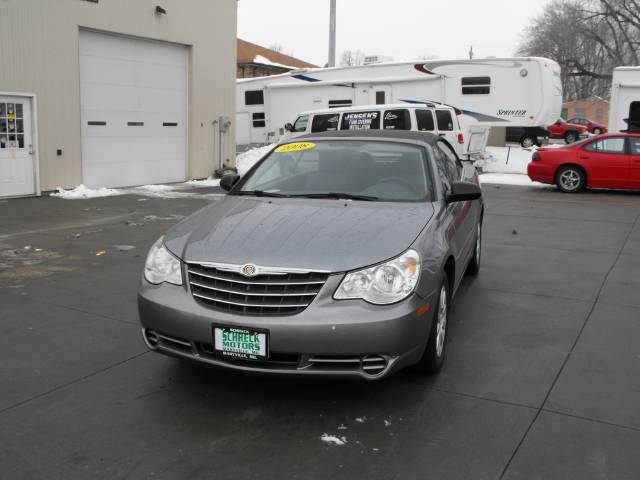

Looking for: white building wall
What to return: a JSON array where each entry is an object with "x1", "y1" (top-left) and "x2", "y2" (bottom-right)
[{"x1": 0, "y1": 0, "x2": 237, "y2": 190}]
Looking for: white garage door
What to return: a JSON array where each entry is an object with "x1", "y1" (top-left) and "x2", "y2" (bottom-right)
[{"x1": 79, "y1": 30, "x2": 187, "y2": 188}]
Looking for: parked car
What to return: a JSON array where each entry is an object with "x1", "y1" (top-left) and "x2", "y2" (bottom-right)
[
  {"x1": 567, "y1": 117, "x2": 608, "y2": 135},
  {"x1": 527, "y1": 133, "x2": 640, "y2": 192},
  {"x1": 506, "y1": 126, "x2": 551, "y2": 148},
  {"x1": 547, "y1": 119, "x2": 589, "y2": 144},
  {"x1": 138, "y1": 130, "x2": 484, "y2": 379},
  {"x1": 284, "y1": 103, "x2": 468, "y2": 156}
]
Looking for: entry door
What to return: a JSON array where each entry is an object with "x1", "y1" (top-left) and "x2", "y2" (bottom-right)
[
  {"x1": 0, "y1": 97, "x2": 36, "y2": 197},
  {"x1": 627, "y1": 135, "x2": 640, "y2": 187},
  {"x1": 370, "y1": 85, "x2": 391, "y2": 105}
]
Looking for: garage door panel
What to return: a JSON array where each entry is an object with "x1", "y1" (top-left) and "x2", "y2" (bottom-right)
[
  {"x1": 80, "y1": 30, "x2": 187, "y2": 188},
  {"x1": 135, "y1": 63, "x2": 186, "y2": 90},
  {"x1": 80, "y1": 55, "x2": 135, "y2": 87},
  {"x1": 134, "y1": 40, "x2": 187, "y2": 67}
]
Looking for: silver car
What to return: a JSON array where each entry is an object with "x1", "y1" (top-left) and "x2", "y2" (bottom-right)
[{"x1": 138, "y1": 130, "x2": 483, "y2": 379}]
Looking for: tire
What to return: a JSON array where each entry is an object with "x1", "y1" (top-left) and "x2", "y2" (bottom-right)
[
  {"x1": 564, "y1": 131, "x2": 578, "y2": 144},
  {"x1": 592, "y1": 128, "x2": 601, "y2": 135},
  {"x1": 556, "y1": 165, "x2": 586, "y2": 193},
  {"x1": 466, "y1": 221, "x2": 482, "y2": 275},
  {"x1": 417, "y1": 273, "x2": 449, "y2": 374},
  {"x1": 520, "y1": 135, "x2": 536, "y2": 148}
]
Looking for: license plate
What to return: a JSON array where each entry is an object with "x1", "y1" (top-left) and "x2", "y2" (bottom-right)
[{"x1": 213, "y1": 326, "x2": 268, "y2": 360}]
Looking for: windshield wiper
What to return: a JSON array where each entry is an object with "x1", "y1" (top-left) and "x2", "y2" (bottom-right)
[
  {"x1": 231, "y1": 190, "x2": 290, "y2": 198},
  {"x1": 291, "y1": 192, "x2": 379, "y2": 201}
]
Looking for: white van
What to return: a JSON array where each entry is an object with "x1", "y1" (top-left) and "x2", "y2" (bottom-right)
[
  {"x1": 609, "y1": 67, "x2": 640, "y2": 133},
  {"x1": 284, "y1": 103, "x2": 467, "y2": 156}
]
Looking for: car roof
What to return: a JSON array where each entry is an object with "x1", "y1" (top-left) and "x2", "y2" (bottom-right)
[
  {"x1": 291, "y1": 129, "x2": 441, "y2": 145},
  {"x1": 299, "y1": 103, "x2": 453, "y2": 115}
]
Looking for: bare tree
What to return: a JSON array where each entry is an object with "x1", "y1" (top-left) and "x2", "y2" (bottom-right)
[
  {"x1": 340, "y1": 50, "x2": 365, "y2": 67},
  {"x1": 517, "y1": 0, "x2": 640, "y2": 101},
  {"x1": 268, "y1": 43, "x2": 294, "y2": 57}
]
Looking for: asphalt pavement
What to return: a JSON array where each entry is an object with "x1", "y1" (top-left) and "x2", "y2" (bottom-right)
[{"x1": 1, "y1": 184, "x2": 639, "y2": 480}]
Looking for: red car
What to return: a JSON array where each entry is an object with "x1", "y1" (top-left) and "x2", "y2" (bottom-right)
[
  {"x1": 547, "y1": 119, "x2": 589, "y2": 144},
  {"x1": 567, "y1": 117, "x2": 608, "y2": 135},
  {"x1": 527, "y1": 133, "x2": 640, "y2": 192}
]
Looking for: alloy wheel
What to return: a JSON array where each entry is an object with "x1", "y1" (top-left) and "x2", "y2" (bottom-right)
[
  {"x1": 521, "y1": 136, "x2": 534, "y2": 148},
  {"x1": 560, "y1": 169, "x2": 581, "y2": 191}
]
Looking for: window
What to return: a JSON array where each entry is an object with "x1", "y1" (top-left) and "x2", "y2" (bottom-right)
[
  {"x1": 596, "y1": 108, "x2": 604, "y2": 121},
  {"x1": 340, "y1": 111, "x2": 380, "y2": 130},
  {"x1": 252, "y1": 112, "x2": 265, "y2": 128},
  {"x1": 461, "y1": 77, "x2": 490, "y2": 95},
  {"x1": 628, "y1": 101, "x2": 640, "y2": 132},
  {"x1": 584, "y1": 137, "x2": 626, "y2": 154},
  {"x1": 574, "y1": 108, "x2": 586, "y2": 119},
  {"x1": 328, "y1": 99, "x2": 352, "y2": 108},
  {"x1": 383, "y1": 109, "x2": 411, "y2": 130},
  {"x1": 375, "y1": 91, "x2": 386, "y2": 105},
  {"x1": 435, "y1": 110, "x2": 454, "y2": 131},
  {"x1": 311, "y1": 113, "x2": 340, "y2": 133},
  {"x1": 561, "y1": 108, "x2": 568, "y2": 119},
  {"x1": 433, "y1": 146, "x2": 454, "y2": 195},
  {"x1": 292, "y1": 115, "x2": 309, "y2": 132},
  {"x1": 629, "y1": 137, "x2": 640, "y2": 155},
  {"x1": 415, "y1": 109, "x2": 435, "y2": 131},
  {"x1": 0, "y1": 102, "x2": 25, "y2": 149},
  {"x1": 437, "y1": 141, "x2": 461, "y2": 178},
  {"x1": 245, "y1": 90, "x2": 264, "y2": 105}
]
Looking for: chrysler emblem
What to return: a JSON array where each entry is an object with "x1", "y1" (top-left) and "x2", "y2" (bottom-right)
[{"x1": 241, "y1": 264, "x2": 257, "y2": 277}]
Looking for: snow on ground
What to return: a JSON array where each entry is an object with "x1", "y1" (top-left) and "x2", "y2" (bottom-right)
[
  {"x1": 185, "y1": 177, "x2": 221, "y2": 187},
  {"x1": 51, "y1": 185, "x2": 123, "y2": 199},
  {"x1": 236, "y1": 143, "x2": 275, "y2": 176},
  {"x1": 475, "y1": 146, "x2": 548, "y2": 187},
  {"x1": 320, "y1": 434, "x2": 347, "y2": 446}
]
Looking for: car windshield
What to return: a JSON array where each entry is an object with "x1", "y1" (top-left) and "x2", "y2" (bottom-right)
[{"x1": 235, "y1": 140, "x2": 432, "y2": 202}]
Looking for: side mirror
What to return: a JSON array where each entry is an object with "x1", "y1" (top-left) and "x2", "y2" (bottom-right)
[
  {"x1": 284, "y1": 122, "x2": 294, "y2": 132},
  {"x1": 447, "y1": 181, "x2": 482, "y2": 203},
  {"x1": 220, "y1": 174, "x2": 240, "y2": 192}
]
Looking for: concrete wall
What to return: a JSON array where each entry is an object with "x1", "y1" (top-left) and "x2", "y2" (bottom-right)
[{"x1": 0, "y1": 0, "x2": 237, "y2": 190}]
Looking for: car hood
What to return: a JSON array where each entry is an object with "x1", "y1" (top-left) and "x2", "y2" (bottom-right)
[{"x1": 164, "y1": 196, "x2": 433, "y2": 272}]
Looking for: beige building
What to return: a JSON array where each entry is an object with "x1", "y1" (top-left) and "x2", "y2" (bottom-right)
[{"x1": 0, "y1": 0, "x2": 237, "y2": 197}]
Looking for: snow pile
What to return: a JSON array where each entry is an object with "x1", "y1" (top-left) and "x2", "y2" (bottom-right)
[
  {"x1": 185, "y1": 177, "x2": 221, "y2": 187},
  {"x1": 236, "y1": 144, "x2": 275, "y2": 176},
  {"x1": 136, "y1": 184, "x2": 175, "y2": 193},
  {"x1": 475, "y1": 146, "x2": 547, "y2": 187},
  {"x1": 51, "y1": 185, "x2": 122, "y2": 199},
  {"x1": 320, "y1": 434, "x2": 347, "y2": 446}
]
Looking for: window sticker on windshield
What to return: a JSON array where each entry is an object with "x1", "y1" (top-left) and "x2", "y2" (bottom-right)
[{"x1": 275, "y1": 142, "x2": 316, "y2": 153}]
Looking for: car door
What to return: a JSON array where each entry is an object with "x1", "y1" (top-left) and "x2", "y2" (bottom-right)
[
  {"x1": 627, "y1": 135, "x2": 640, "y2": 187},
  {"x1": 433, "y1": 141, "x2": 473, "y2": 287},
  {"x1": 580, "y1": 136, "x2": 630, "y2": 188}
]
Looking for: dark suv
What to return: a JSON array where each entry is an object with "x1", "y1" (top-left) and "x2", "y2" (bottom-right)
[{"x1": 506, "y1": 126, "x2": 551, "y2": 148}]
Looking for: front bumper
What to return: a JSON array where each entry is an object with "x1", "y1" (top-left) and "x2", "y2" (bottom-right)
[{"x1": 138, "y1": 274, "x2": 437, "y2": 380}]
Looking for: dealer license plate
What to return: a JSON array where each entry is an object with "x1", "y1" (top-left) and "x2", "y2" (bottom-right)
[{"x1": 213, "y1": 326, "x2": 268, "y2": 360}]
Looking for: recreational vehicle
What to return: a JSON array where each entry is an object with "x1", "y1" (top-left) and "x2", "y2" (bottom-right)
[
  {"x1": 609, "y1": 67, "x2": 640, "y2": 133},
  {"x1": 284, "y1": 103, "x2": 473, "y2": 156},
  {"x1": 236, "y1": 57, "x2": 562, "y2": 153}
]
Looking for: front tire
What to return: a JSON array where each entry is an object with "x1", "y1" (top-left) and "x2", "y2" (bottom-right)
[
  {"x1": 556, "y1": 165, "x2": 586, "y2": 193},
  {"x1": 520, "y1": 135, "x2": 536, "y2": 148},
  {"x1": 564, "y1": 132, "x2": 578, "y2": 144},
  {"x1": 418, "y1": 274, "x2": 449, "y2": 374}
]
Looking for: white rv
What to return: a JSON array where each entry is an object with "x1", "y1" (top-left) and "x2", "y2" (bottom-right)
[
  {"x1": 236, "y1": 57, "x2": 563, "y2": 153},
  {"x1": 609, "y1": 67, "x2": 640, "y2": 133}
]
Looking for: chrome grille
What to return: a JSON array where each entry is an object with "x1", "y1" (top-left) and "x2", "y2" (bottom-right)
[{"x1": 187, "y1": 263, "x2": 329, "y2": 315}]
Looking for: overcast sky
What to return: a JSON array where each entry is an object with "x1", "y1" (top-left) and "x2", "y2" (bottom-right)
[{"x1": 238, "y1": 0, "x2": 550, "y2": 66}]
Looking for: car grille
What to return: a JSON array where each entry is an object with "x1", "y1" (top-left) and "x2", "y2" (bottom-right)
[{"x1": 187, "y1": 263, "x2": 330, "y2": 316}]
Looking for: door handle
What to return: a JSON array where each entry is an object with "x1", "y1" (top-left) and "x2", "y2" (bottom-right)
[{"x1": 28, "y1": 144, "x2": 34, "y2": 155}]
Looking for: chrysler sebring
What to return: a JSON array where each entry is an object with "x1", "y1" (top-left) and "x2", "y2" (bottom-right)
[{"x1": 138, "y1": 130, "x2": 483, "y2": 379}]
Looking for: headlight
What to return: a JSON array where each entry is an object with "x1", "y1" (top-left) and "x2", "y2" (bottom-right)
[
  {"x1": 334, "y1": 250, "x2": 420, "y2": 304},
  {"x1": 144, "y1": 237, "x2": 183, "y2": 285}
]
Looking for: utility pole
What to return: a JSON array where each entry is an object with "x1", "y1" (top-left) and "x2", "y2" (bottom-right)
[
  {"x1": 328, "y1": 0, "x2": 336, "y2": 67},
  {"x1": 469, "y1": 45, "x2": 474, "y2": 60}
]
